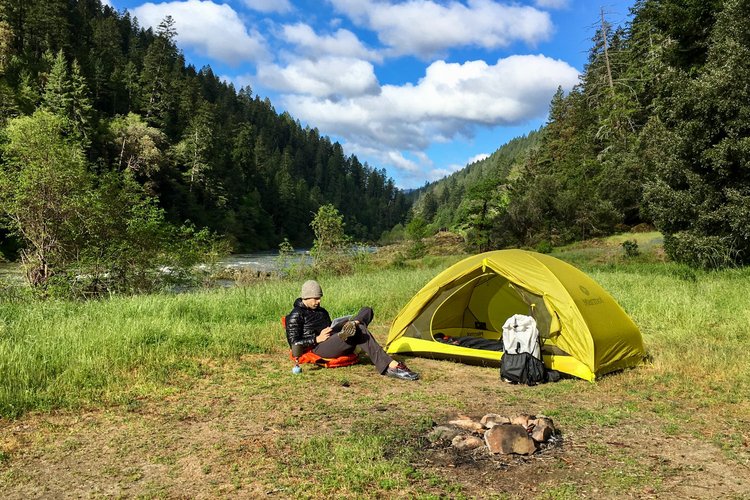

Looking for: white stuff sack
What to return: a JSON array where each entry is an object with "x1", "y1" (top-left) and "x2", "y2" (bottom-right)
[{"x1": 502, "y1": 314, "x2": 540, "y2": 358}]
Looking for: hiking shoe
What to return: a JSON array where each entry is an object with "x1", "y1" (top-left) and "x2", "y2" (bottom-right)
[
  {"x1": 339, "y1": 320, "x2": 358, "y2": 340},
  {"x1": 385, "y1": 363, "x2": 420, "y2": 381}
]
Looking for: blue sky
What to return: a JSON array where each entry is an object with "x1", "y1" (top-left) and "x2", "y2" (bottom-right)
[{"x1": 107, "y1": 0, "x2": 635, "y2": 189}]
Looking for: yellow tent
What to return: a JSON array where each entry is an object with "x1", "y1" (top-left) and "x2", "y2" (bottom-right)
[{"x1": 386, "y1": 250, "x2": 645, "y2": 381}]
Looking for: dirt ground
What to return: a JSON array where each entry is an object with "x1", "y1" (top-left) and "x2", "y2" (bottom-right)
[{"x1": 1, "y1": 349, "x2": 749, "y2": 499}]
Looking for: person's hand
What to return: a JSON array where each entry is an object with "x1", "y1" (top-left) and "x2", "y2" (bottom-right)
[{"x1": 316, "y1": 327, "x2": 333, "y2": 343}]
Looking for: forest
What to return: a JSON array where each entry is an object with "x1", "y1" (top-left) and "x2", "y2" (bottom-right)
[
  {"x1": 2, "y1": 0, "x2": 749, "y2": 297},
  {"x1": 0, "y1": 0, "x2": 409, "y2": 292},
  {"x1": 409, "y1": 0, "x2": 749, "y2": 269}
]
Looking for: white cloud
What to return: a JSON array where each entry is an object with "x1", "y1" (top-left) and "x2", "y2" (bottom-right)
[
  {"x1": 467, "y1": 153, "x2": 490, "y2": 164},
  {"x1": 281, "y1": 54, "x2": 578, "y2": 174},
  {"x1": 242, "y1": 0, "x2": 293, "y2": 13},
  {"x1": 131, "y1": 1, "x2": 268, "y2": 65},
  {"x1": 386, "y1": 151, "x2": 420, "y2": 172},
  {"x1": 257, "y1": 57, "x2": 380, "y2": 98},
  {"x1": 280, "y1": 23, "x2": 382, "y2": 61},
  {"x1": 428, "y1": 167, "x2": 459, "y2": 181},
  {"x1": 431, "y1": 153, "x2": 488, "y2": 181},
  {"x1": 534, "y1": 0, "x2": 569, "y2": 9},
  {"x1": 220, "y1": 72, "x2": 254, "y2": 91},
  {"x1": 328, "y1": 0, "x2": 554, "y2": 58}
]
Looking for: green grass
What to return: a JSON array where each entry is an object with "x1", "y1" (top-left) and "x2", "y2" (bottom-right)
[
  {"x1": 2, "y1": 250, "x2": 750, "y2": 421},
  {"x1": 2, "y1": 237, "x2": 750, "y2": 497},
  {"x1": 0, "y1": 266, "x2": 443, "y2": 417}
]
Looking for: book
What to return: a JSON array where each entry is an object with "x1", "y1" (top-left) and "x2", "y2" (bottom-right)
[{"x1": 330, "y1": 315, "x2": 352, "y2": 332}]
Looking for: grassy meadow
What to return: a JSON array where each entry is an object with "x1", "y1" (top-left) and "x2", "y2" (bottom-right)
[{"x1": 1, "y1": 235, "x2": 749, "y2": 498}]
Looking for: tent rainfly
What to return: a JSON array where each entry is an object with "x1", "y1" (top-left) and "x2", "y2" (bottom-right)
[{"x1": 385, "y1": 250, "x2": 645, "y2": 381}]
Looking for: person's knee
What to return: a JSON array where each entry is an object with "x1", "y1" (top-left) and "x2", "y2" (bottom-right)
[{"x1": 357, "y1": 307, "x2": 374, "y2": 323}]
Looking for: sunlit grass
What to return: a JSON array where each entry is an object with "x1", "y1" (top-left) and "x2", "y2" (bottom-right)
[
  {"x1": 3, "y1": 251, "x2": 750, "y2": 420},
  {"x1": 2, "y1": 238, "x2": 750, "y2": 480},
  {"x1": 0, "y1": 265, "x2": 444, "y2": 417}
]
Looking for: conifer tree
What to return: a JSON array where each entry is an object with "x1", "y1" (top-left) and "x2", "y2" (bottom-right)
[
  {"x1": 41, "y1": 49, "x2": 71, "y2": 117},
  {"x1": 643, "y1": 0, "x2": 750, "y2": 267}
]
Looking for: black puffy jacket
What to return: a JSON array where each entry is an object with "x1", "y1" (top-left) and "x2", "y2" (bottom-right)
[{"x1": 285, "y1": 297, "x2": 332, "y2": 349}]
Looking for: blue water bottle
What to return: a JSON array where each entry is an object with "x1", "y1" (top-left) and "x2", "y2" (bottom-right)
[{"x1": 291, "y1": 343, "x2": 304, "y2": 374}]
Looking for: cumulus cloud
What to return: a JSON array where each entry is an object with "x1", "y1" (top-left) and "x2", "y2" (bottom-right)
[
  {"x1": 131, "y1": 1, "x2": 268, "y2": 65},
  {"x1": 241, "y1": 0, "x2": 293, "y2": 13},
  {"x1": 328, "y1": 0, "x2": 554, "y2": 58},
  {"x1": 386, "y1": 151, "x2": 421, "y2": 172},
  {"x1": 257, "y1": 57, "x2": 380, "y2": 98},
  {"x1": 280, "y1": 23, "x2": 382, "y2": 61},
  {"x1": 281, "y1": 54, "x2": 578, "y2": 174}
]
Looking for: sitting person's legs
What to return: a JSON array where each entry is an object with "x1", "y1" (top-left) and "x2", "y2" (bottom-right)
[
  {"x1": 313, "y1": 323, "x2": 390, "y2": 374},
  {"x1": 313, "y1": 307, "x2": 418, "y2": 380}
]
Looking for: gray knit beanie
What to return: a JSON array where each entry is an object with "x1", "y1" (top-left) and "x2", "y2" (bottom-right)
[{"x1": 301, "y1": 280, "x2": 323, "y2": 299}]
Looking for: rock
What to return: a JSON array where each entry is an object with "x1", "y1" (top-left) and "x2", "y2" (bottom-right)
[
  {"x1": 427, "y1": 426, "x2": 462, "y2": 443},
  {"x1": 448, "y1": 418, "x2": 485, "y2": 433},
  {"x1": 451, "y1": 434, "x2": 485, "y2": 451},
  {"x1": 484, "y1": 425, "x2": 537, "y2": 455},
  {"x1": 480, "y1": 413, "x2": 510, "y2": 428},
  {"x1": 529, "y1": 416, "x2": 556, "y2": 443},
  {"x1": 511, "y1": 414, "x2": 534, "y2": 428},
  {"x1": 531, "y1": 424, "x2": 553, "y2": 443}
]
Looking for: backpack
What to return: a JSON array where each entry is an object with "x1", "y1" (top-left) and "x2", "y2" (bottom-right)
[{"x1": 500, "y1": 314, "x2": 547, "y2": 386}]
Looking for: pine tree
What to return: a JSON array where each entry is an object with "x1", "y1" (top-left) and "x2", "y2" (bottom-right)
[
  {"x1": 41, "y1": 49, "x2": 71, "y2": 117},
  {"x1": 140, "y1": 16, "x2": 178, "y2": 131},
  {"x1": 69, "y1": 59, "x2": 93, "y2": 143}
]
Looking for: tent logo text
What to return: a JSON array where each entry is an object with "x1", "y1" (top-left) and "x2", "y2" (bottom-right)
[{"x1": 582, "y1": 297, "x2": 604, "y2": 306}]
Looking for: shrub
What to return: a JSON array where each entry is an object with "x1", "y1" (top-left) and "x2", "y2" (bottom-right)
[
  {"x1": 663, "y1": 233, "x2": 738, "y2": 269},
  {"x1": 536, "y1": 241, "x2": 554, "y2": 254},
  {"x1": 622, "y1": 239, "x2": 640, "y2": 258}
]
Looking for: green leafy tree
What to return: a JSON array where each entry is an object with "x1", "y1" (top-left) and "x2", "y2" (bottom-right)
[
  {"x1": 0, "y1": 110, "x2": 220, "y2": 295},
  {"x1": 109, "y1": 112, "x2": 166, "y2": 192},
  {"x1": 68, "y1": 58, "x2": 93, "y2": 142},
  {"x1": 310, "y1": 203, "x2": 350, "y2": 256},
  {"x1": 309, "y1": 204, "x2": 354, "y2": 274},
  {"x1": 174, "y1": 101, "x2": 214, "y2": 191},
  {"x1": 457, "y1": 179, "x2": 509, "y2": 251},
  {"x1": 643, "y1": 0, "x2": 750, "y2": 268},
  {"x1": 0, "y1": 111, "x2": 91, "y2": 286},
  {"x1": 0, "y1": 12, "x2": 13, "y2": 112}
]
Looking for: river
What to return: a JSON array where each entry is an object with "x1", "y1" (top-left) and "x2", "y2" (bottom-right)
[
  {"x1": 0, "y1": 250, "x2": 316, "y2": 288},
  {"x1": 213, "y1": 250, "x2": 311, "y2": 273}
]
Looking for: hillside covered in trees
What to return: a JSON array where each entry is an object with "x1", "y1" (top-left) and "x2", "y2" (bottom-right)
[
  {"x1": 0, "y1": 0, "x2": 409, "y2": 260},
  {"x1": 408, "y1": 0, "x2": 749, "y2": 268}
]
